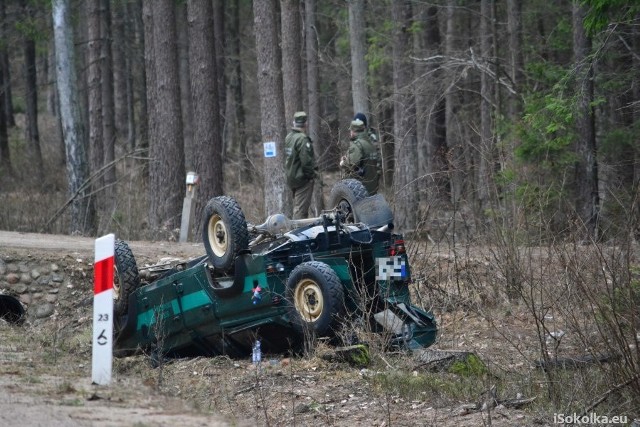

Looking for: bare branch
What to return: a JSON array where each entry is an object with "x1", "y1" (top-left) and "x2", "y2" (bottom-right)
[
  {"x1": 411, "y1": 48, "x2": 518, "y2": 96},
  {"x1": 42, "y1": 148, "x2": 148, "y2": 233}
]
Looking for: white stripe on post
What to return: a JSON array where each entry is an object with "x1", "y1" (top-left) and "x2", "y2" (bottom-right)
[{"x1": 92, "y1": 233, "x2": 114, "y2": 385}]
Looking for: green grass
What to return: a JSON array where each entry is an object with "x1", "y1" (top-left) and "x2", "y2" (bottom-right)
[{"x1": 368, "y1": 370, "x2": 487, "y2": 402}]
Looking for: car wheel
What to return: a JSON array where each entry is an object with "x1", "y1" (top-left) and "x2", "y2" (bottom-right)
[
  {"x1": 202, "y1": 196, "x2": 249, "y2": 271},
  {"x1": 286, "y1": 261, "x2": 345, "y2": 337},
  {"x1": 328, "y1": 179, "x2": 369, "y2": 223},
  {"x1": 114, "y1": 239, "x2": 141, "y2": 319}
]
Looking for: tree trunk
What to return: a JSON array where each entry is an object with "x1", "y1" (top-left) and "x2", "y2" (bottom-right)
[
  {"x1": 444, "y1": 0, "x2": 463, "y2": 207},
  {"x1": 212, "y1": 0, "x2": 226, "y2": 142},
  {"x1": 111, "y1": 0, "x2": 128, "y2": 142},
  {"x1": 305, "y1": 0, "x2": 324, "y2": 213},
  {"x1": 122, "y1": 1, "x2": 137, "y2": 150},
  {"x1": 634, "y1": 13, "x2": 640, "y2": 190},
  {"x1": 504, "y1": 0, "x2": 523, "y2": 209},
  {"x1": 86, "y1": 0, "x2": 104, "y2": 194},
  {"x1": 477, "y1": 0, "x2": 493, "y2": 213},
  {"x1": 132, "y1": 0, "x2": 146, "y2": 150},
  {"x1": 148, "y1": 0, "x2": 185, "y2": 230},
  {"x1": 227, "y1": 0, "x2": 248, "y2": 173},
  {"x1": 281, "y1": 0, "x2": 303, "y2": 124},
  {"x1": 348, "y1": 0, "x2": 368, "y2": 118},
  {"x1": 419, "y1": 5, "x2": 449, "y2": 205},
  {"x1": 176, "y1": 2, "x2": 193, "y2": 169},
  {"x1": 52, "y1": 0, "x2": 95, "y2": 234},
  {"x1": 47, "y1": 37, "x2": 58, "y2": 116},
  {"x1": 141, "y1": 0, "x2": 155, "y2": 171},
  {"x1": 46, "y1": 36, "x2": 65, "y2": 167},
  {"x1": 101, "y1": 0, "x2": 116, "y2": 220},
  {"x1": 506, "y1": 0, "x2": 523, "y2": 118},
  {"x1": 187, "y1": 0, "x2": 223, "y2": 231},
  {"x1": 281, "y1": 0, "x2": 303, "y2": 216},
  {"x1": 0, "y1": 63, "x2": 9, "y2": 172},
  {"x1": 0, "y1": 0, "x2": 14, "y2": 128},
  {"x1": 253, "y1": 0, "x2": 289, "y2": 215},
  {"x1": 392, "y1": 0, "x2": 418, "y2": 231},
  {"x1": 23, "y1": 1, "x2": 43, "y2": 182},
  {"x1": 572, "y1": 1, "x2": 599, "y2": 240}
]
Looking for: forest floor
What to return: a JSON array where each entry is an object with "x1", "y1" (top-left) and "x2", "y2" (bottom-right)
[{"x1": 0, "y1": 231, "x2": 621, "y2": 426}]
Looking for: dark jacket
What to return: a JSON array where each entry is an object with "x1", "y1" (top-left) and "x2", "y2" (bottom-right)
[
  {"x1": 341, "y1": 131, "x2": 380, "y2": 195},
  {"x1": 285, "y1": 129, "x2": 316, "y2": 190}
]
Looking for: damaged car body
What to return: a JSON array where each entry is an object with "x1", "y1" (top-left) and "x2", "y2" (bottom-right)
[{"x1": 113, "y1": 179, "x2": 437, "y2": 359}]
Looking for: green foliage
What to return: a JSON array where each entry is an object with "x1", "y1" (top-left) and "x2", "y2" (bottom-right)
[
  {"x1": 500, "y1": 61, "x2": 584, "y2": 235},
  {"x1": 449, "y1": 354, "x2": 487, "y2": 377},
  {"x1": 366, "y1": 20, "x2": 393, "y2": 75},
  {"x1": 369, "y1": 370, "x2": 484, "y2": 401},
  {"x1": 15, "y1": 17, "x2": 41, "y2": 41},
  {"x1": 525, "y1": 63, "x2": 567, "y2": 90},
  {"x1": 342, "y1": 344, "x2": 370, "y2": 368},
  {"x1": 10, "y1": 95, "x2": 26, "y2": 115},
  {"x1": 546, "y1": 17, "x2": 574, "y2": 53},
  {"x1": 513, "y1": 181, "x2": 565, "y2": 212},
  {"x1": 517, "y1": 87, "x2": 577, "y2": 168},
  {"x1": 580, "y1": 0, "x2": 640, "y2": 34},
  {"x1": 408, "y1": 20, "x2": 423, "y2": 36},
  {"x1": 14, "y1": 1, "x2": 51, "y2": 43},
  {"x1": 599, "y1": 123, "x2": 640, "y2": 158},
  {"x1": 331, "y1": 6, "x2": 350, "y2": 57}
]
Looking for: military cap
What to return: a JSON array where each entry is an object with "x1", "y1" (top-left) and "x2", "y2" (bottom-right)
[
  {"x1": 353, "y1": 112, "x2": 368, "y2": 128},
  {"x1": 350, "y1": 118, "x2": 366, "y2": 132},
  {"x1": 293, "y1": 111, "x2": 308, "y2": 125}
]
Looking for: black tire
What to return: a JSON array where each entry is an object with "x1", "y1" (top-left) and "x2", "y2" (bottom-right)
[
  {"x1": 286, "y1": 261, "x2": 345, "y2": 337},
  {"x1": 114, "y1": 239, "x2": 141, "y2": 318},
  {"x1": 328, "y1": 179, "x2": 369, "y2": 223},
  {"x1": 202, "y1": 196, "x2": 249, "y2": 271}
]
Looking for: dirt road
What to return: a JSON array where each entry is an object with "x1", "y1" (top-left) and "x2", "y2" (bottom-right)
[{"x1": 0, "y1": 230, "x2": 205, "y2": 259}]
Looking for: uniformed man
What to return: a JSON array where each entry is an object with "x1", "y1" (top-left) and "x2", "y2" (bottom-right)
[
  {"x1": 353, "y1": 112, "x2": 379, "y2": 144},
  {"x1": 340, "y1": 118, "x2": 381, "y2": 195},
  {"x1": 285, "y1": 111, "x2": 316, "y2": 219}
]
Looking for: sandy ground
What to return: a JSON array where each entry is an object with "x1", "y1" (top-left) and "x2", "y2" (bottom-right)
[
  {"x1": 0, "y1": 231, "x2": 240, "y2": 427},
  {"x1": 0, "y1": 230, "x2": 205, "y2": 259}
]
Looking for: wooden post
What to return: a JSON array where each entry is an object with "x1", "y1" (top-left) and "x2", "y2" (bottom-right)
[{"x1": 179, "y1": 172, "x2": 199, "y2": 242}]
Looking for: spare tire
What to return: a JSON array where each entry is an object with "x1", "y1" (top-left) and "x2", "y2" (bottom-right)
[
  {"x1": 113, "y1": 239, "x2": 141, "y2": 319},
  {"x1": 202, "y1": 196, "x2": 249, "y2": 271},
  {"x1": 328, "y1": 179, "x2": 369, "y2": 224}
]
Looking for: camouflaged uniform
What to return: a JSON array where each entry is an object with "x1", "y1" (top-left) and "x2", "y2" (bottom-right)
[
  {"x1": 341, "y1": 121, "x2": 380, "y2": 195},
  {"x1": 285, "y1": 112, "x2": 316, "y2": 219}
]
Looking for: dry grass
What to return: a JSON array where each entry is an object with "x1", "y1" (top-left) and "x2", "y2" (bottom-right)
[{"x1": 4, "y1": 236, "x2": 639, "y2": 425}]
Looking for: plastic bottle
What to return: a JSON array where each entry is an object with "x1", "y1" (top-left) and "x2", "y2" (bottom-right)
[{"x1": 252, "y1": 340, "x2": 261, "y2": 364}]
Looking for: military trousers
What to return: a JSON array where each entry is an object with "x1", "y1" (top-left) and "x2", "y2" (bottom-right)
[{"x1": 292, "y1": 179, "x2": 314, "y2": 219}]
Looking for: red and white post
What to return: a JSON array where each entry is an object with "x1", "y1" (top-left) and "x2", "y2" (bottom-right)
[{"x1": 92, "y1": 234, "x2": 114, "y2": 385}]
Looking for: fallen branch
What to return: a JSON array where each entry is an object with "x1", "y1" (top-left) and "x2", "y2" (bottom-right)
[
  {"x1": 534, "y1": 353, "x2": 620, "y2": 371},
  {"x1": 499, "y1": 396, "x2": 536, "y2": 409},
  {"x1": 234, "y1": 384, "x2": 256, "y2": 396},
  {"x1": 582, "y1": 373, "x2": 640, "y2": 415}
]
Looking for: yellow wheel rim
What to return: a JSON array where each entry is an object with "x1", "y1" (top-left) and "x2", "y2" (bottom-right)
[
  {"x1": 294, "y1": 279, "x2": 324, "y2": 322},
  {"x1": 207, "y1": 214, "x2": 229, "y2": 257}
]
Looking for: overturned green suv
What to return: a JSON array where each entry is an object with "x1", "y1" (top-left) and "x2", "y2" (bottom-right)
[{"x1": 113, "y1": 179, "x2": 437, "y2": 358}]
